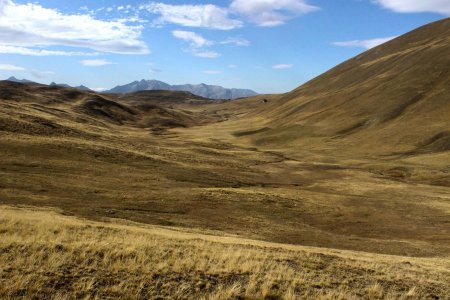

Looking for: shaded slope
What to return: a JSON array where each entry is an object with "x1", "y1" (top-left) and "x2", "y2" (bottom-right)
[
  {"x1": 113, "y1": 89, "x2": 210, "y2": 106},
  {"x1": 249, "y1": 18, "x2": 450, "y2": 155},
  {"x1": 75, "y1": 95, "x2": 138, "y2": 125},
  {"x1": 0, "y1": 82, "x2": 219, "y2": 132}
]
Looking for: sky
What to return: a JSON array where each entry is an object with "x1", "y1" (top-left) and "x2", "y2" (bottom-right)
[{"x1": 0, "y1": 0, "x2": 448, "y2": 93}]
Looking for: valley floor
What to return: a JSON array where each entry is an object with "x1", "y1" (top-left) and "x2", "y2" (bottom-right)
[{"x1": 1, "y1": 116, "x2": 449, "y2": 257}]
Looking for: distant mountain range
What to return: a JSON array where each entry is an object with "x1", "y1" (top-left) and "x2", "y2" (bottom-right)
[
  {"x1": 6, "y1": 76, "x2": 34, "y2": 84},
  {"x1": 4, "y1": 77, "x2": 258, "y2": 100},
  {"x1": 49, "y1": 82, "x2": 92, "y2": 91},
  {"x1": 6, "y1": 77, "x2": 92, "y2": 91},
  {"x1": 105, "y1": 80, "x2": 258, "y2": 100}
]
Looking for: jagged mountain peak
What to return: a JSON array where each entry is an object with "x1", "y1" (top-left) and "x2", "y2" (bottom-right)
[{"x1": 105, "y1": 79, "x2": 258, "y2": 100}]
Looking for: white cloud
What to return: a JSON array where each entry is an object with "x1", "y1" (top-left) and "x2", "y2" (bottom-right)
[
  {"x1": 375, "y1": 0, "x2": 450, "y2": 15},
  {"x1": 172, "y1": 30, "x2": 220, "y2": 58},
  {"x1": 221, "y1": 37, "x2": 250, "y2": 46},
  {"x1": 203, "y1": 70, "x2": 222, "y2": 74},
  {"x1": 191, "y1": 50, "x2": 220, "y2": 58},
  {"x1": 93, "y1": 87, "x2": 107, "y2": 92},
  {"x1": 81, "y1": 59, "x2": 115, "y2": 67},
  {"x1": 230, "y1": 0, "x2": 319, "y2": 27},
  {"x1": 272, "y1": 64, "x2": 293, "y2": 69},
  {"x1": 333, "y1": 36, "x2": 397, "y2": 49},
  {"x1": 142, "y1": 1, "x2": 318, "y2": 29},
  {"x1": 228, "y1": 64, "x2": 238, "y2": 68},
  {"x1": 0, "y1": 0, "x2": 149, "y2": 55},
  {"x1": 0, "y1": 63, "x2": 25, "y2": 71},
  {"x1": 144, "y1": 3, "x2": 243, "y2": 30},
  {"x1": 0, "y1": 45, "x2": 98, "y2": 56},
  {"x1": 30, "y1": 70, "x2": 54, "y2": 79},
  {"x1": 172, "y1": 30, "x2": 213, "y2": 48},
  {"x1": 149, "y1": 68, "x2": 162, "y2": 73}
]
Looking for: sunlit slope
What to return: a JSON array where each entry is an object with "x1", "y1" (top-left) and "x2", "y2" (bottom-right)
[
  {"x1": 1, "y1": 206, "x2": 449, "y2": 299},
  {"x1": 250, "y1": 18, "x2": 450, "y2": 155}
]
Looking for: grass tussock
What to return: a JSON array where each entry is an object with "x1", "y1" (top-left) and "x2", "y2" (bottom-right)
[{"x1": 1, "y1": 206, "x2": 449, "y2": 299}]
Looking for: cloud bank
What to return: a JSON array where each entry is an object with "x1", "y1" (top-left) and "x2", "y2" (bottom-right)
[
  {"x1": 144, "y1": 0, "x2": 318, "y2": 28},
  {"x1": 376, "y1": 0, "x2": 450, "y2": 15},
  {"x1": 0, "y1": 0, "x2": 149, "y2": 56}
]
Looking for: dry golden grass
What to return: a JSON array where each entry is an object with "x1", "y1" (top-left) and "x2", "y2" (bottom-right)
[
  {"x1": 1, "y1": 206, "x2": 449, "y2": 299},
  {"x1": 1, "y1": 90, "x2": 450, "y2": 257}
]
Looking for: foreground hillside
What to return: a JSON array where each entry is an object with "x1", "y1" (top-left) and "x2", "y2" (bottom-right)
[{"x1": 1, "y1": 206, "x2": 449, "y2": 299}]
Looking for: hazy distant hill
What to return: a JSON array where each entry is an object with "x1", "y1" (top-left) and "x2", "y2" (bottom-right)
[
  {"x1": 50, "y1": 82, "x2": 92, "y2": 91},
  {"x1": 106, "y1": 79, "x2": 258, "y2": 100},
  {"x1": 6, "y1": 76, "x2": 35, "y2": 84},
  {"x1": 5, "y1": 77, "x2": 92, "y2": 91}
]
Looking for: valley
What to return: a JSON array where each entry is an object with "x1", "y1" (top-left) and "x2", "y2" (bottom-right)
[{"x1": 0, "y1": 17, "x2": 449, "y2": 300}]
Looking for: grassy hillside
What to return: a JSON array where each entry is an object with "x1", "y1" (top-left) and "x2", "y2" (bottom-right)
[
  {"x1": 1, "y1": 206, "x2": 449, "y2": 299},
  {"x1": 241, "y1": 18, "x2": 450, "y2": 157}
]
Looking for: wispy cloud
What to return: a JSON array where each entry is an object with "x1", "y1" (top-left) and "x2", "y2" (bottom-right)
[
  {"x1": 172, "y1": 30, "x2": 219, "y2": 58},
  {"x1": 228, "y1": 64, "x2": 238, "y2": 69},
  {"x1": 143, "y1": 3, "x2": 243, "y2": 30},
  {"x1": 272, "y1": 64, "x2": 293, "y2": 69},
  {"x1": 375, "y1": 0, "x2": 450, "y2": 15},
  {"x1": 192, "y1": 50, "x2": 220, "y2": 58},
  {"x1": 0, "y1": 0, "x2": 149, "y2": 55},
  {"x1": 0, "y1": 63, "x2": 25, "y2": 71},
  {"x1": 220, "y1": 37, "x2": 250, "y2": 46},
  {"x1": 142, "y1": 1, "x2": 318, "y2": 30},
  {"x1": 93, "y1": 87, "x2": 108, "y2": 92},
  {"x1": 0, "y1": 45, "x2": 98, "y2": 56},
  {"x1": 203, "y1": 70, "x2": 222, "y2": 74},
  {"x1": 81, "y1": 59, "x2": 115, "y2": 67},
  {"x1": 333, "y1": 36, "x2": 397, "y2": 49},
  {"x1": 30, "y1": 70, "x2": 55, "y2": 79},
  {"x1": 230, "y1": 0, "x2": 319, "y2": 27},
  {"x1": 172, "y1": 30, "x2": 213, "y2": 48}
]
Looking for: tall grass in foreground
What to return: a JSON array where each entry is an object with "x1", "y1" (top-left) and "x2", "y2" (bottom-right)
[{"x1": 0, "y1": 206, "x2": 449, "y2": 299}]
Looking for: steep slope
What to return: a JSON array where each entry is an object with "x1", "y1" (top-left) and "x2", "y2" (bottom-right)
[{"x1": 247, "y1": 18, "x2": 450, "y2": 156}]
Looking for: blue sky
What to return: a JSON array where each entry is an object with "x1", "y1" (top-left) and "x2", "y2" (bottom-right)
[{"x1": 0, "y1": 0, "x2": 448, "y2": 93}]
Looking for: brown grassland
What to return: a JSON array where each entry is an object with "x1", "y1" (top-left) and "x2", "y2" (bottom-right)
[{"x1": 1, "y1": 206, "x2": 449, "y2": 299}]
